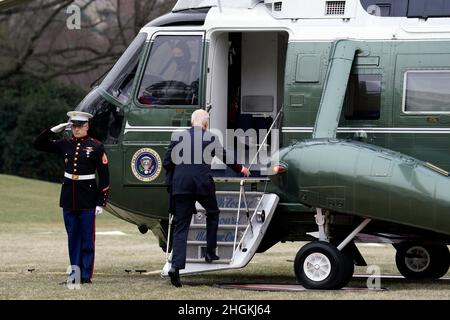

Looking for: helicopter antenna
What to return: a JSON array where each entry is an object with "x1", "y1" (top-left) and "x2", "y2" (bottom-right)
[{"x1": 217, "y1": 0, "x2": 222, "y2": 13}]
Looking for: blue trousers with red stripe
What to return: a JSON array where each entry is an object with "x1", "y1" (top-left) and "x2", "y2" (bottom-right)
[{"x1": 63, "y1": 209, "x2": 96, "y2": 281}]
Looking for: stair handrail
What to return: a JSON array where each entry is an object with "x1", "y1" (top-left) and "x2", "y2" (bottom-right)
[
  {"x1": 165, "y1": 213, "x2": 174, "y2": 262},
  {"x1": 233, "y1": 193, "x2": 265, "y2": 256},
  {"x1": 241, "y1": 181, "x2": 253, "y2": 237},
  {"x1": 232, "y1": 179, "x2": 248, "y2": 258},
  {"x1": 231, "y1": 107, "x2": 283, "y2": 259},
  {"x1": 248, "y1": 106, "x2": 284, "y2": 171}
]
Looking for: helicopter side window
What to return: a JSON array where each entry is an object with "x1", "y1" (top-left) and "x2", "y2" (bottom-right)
[
  {"x1": 100, "y1": 33, "x2": 147, "y2": 104},
  {"x1": 344, "y1": 74, "x2": 382, "y2": 120},
  {"x1": 137, "y1": 35, "x2": 202, "y2": 106},
  {"x1": 404, "y1": 71, "x2": 450, "y2": 113}
]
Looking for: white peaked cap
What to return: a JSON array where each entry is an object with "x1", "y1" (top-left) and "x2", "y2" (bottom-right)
[{"x1": 67, "y1": 111, "x2": 93, "y2": 122}]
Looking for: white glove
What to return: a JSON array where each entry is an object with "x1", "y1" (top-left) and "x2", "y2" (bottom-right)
[
  {"x1": 95, "y1": 206, "x2": 103, "y2": 216},
  {"x1": 50, "y1": 122, "x2": 71, "y2": 133}
]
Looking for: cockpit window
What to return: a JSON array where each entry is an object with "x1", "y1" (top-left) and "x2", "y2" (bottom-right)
[
  {"x1": 101, "y1": 33, "x2": 147, "y2": 104},
  {"x1": 76, "y1": 88, "x2": 124, "y2": 145},
  {"x1": 137, "y1": 35, "x2": 202, "y2": 106}
]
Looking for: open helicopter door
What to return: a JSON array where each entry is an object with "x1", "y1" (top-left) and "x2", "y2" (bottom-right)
[
  {"x1": 206, "y1": 30, "x2": 288, "y2": 178},
  {"x1": 161, "y1": 29, "x2": 286, "y2": 277}
]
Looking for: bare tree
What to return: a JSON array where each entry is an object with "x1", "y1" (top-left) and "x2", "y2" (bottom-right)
[
  {"x1": 134, "y1": 0, "x2": 176, "y2": 35},
  {"x1": 0, "y1": 0, "x2": 176, "y2": 89}
]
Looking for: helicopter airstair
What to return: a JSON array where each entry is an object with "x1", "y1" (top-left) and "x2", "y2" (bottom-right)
[
  {"x1": 161, "y1": 184, "x2": 279, "y2": 276},
  {"x1": 161, "y1": 107, "x2": 282, "y2": 277}
]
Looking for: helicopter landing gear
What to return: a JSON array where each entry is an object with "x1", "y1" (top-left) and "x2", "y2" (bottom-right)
[
  {"x1": 315, "y1": 208, "x2": 329, "y2": 242},
  {"x1": 395, "y1": 243, "x2": 449, "y2": 279},
  {"x1": 294, "y1": 241, "x2": 354, "y2": 290},
  {"x1": 295, "y1": 209, "x2": 371, "y2": 289}
]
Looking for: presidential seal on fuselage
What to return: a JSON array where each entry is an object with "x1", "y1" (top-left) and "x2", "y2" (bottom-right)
[{"x1": 131, "y1": 148, "x2": 162, "y2": 182}]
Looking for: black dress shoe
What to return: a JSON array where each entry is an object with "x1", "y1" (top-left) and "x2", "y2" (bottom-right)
[
  {"x1": 168, "y1": 267, "x2": 182, "y2": 287},
  {"x1": 205, "y1": 251, "x2": 220, "y2": 263},
  {"x1": 81, "y1": 279, "x2": 92, "y2": 284}
]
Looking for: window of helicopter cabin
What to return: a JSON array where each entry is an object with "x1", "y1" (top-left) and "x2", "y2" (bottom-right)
[
  {"x1": 344, "y1": 74, "x2": 382, "y2": 120},
  {"x1": 100, "y1": 33, "x2": 147, "y2": 104},
  {"x1": 137, "y1": 35, "x2": 202, "y2": 106},
  {"x1": 75, "y1": 88, "x2": 124, "y2": 145},
  {"x1": 403, "y1": 70, "x2": 450, "y2": 113}
]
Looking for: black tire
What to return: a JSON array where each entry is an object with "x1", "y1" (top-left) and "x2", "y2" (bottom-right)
[
  {"x1": 395, "y1": 243, "x2": 450, "y2": 279},
  {"x1": 294, "y1": 241, "x2": 352, "y2": 290},
  {"x1": 333, "y1": 241, "x2": 357, "y2": 288},
  {"x1": 335, "y1": 252, "x2": 355, "y2": 289},
  {"x1": 428, "y1": 245, "x2": 450, "y2": 279}
]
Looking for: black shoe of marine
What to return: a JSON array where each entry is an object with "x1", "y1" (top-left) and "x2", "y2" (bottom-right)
[
  {"x1": 204, "y1": 252, "x2": 220, "y2": 263},
  {"x1": 81, "y1": 279, "x2": 92, "y2": 284},
  {"x1": 168, "y1": 267, "x2": 182, "y2": 288}
]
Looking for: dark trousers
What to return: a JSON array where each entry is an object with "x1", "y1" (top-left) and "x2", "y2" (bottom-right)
[
  {"x1": 171, "y1": 194, "x2": 220, "y2": 269},
  {"x1": 63, "y1": 209, "x2": 96, "y2": 280}
]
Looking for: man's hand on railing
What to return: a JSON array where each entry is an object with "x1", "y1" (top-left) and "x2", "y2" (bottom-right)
[{"x1": 241, "y1": 166, "x2": 251, "y2": 177}]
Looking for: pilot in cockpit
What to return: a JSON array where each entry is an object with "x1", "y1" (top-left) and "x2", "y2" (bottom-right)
[
  {"x1": 139, "y1": 39, "x2": 199, "y2": 105},
  {"x1": 165, "y1": 41, "x2": 195, "y2": 84}
]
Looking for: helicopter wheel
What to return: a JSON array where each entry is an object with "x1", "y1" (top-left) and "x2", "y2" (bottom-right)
[
  {"x1": 294, "y1": 241, "x2": 354, "y2": 290},
  {"x1": 395, "y1": 243, "x2": 450, "y2": 279}
]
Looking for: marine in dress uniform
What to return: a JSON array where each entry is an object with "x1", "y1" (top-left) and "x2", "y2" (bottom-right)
[
  {"x1": 163, "y1": 109, "x2": 250, "y2": 287},
  {"x1": 33, "y1": 111, "x2": 109, "y2": 285}
]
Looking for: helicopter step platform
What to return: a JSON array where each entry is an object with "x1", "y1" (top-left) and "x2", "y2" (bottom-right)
[{"x1": 161, "y1": 191, "x2": 279, "y2": 276}]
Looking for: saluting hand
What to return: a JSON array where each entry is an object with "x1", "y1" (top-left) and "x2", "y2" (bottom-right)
[
  {"x1": 241, "y1": 166, "x2": 251, "y2": 177},
  {"x1": 50, "y1": 122, "x2": 71, "y2": 133}
]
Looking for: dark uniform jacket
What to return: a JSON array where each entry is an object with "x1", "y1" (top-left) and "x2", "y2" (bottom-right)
[
  {"x1": 33, "y1": 128, "x2": 110, "y2": 210},
  {"x1": 163, "y1": 126, "x2": 243, "y2": 196}
]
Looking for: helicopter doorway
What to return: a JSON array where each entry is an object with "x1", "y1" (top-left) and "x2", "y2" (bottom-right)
[{"x1": 208, "y1": 30, "x2": 288, "y2": 177}]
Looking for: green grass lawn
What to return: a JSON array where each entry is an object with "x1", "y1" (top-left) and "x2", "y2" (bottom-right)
[{"x1": 0, "y1": 174, "x2": 449, "y2": 300}]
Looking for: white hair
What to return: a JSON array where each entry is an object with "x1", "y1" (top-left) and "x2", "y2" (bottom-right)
[{"x1": 191, "y1": 109, "x2": 209, "y2": 128}]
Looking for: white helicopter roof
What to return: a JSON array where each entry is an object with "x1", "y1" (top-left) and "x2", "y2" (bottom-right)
[
  {"x1": 173, "y1": 0, "x2": 263, "y2": 11},
  {"x1": 173, "y1": 0, "x2": 359, "y2": 19}
]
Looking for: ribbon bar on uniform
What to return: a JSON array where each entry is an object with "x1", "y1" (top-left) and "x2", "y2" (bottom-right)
[{"x1": 64, "y1": 172, "x2": 96, "y2": 181}]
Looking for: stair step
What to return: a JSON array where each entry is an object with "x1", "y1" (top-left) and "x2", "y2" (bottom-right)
[
  {"x1": 193, "y1": 211, "x2": 256, "y2": 217},
  {"x1": 187, "y1": 229, "x2": 245, "y2": 242},
  {"x1": 185, "y1": 242, "x2": 235, "y2": 261},
  {"x1": 191, "y1": 211, "x2": 254, "y2": 226},
  {"x1": 195, "y1": 207, "x2": 258, "y2": 212},
  {"x1": 214, "y1": 192, "x2": 264, "y2": 208},
  {"x1": 216, "y1": 191, "x2": 264, "y2": 194},
  {"x1": 186, "y1": 240, "x2": 235, "y2": 246},
  {"x1": 188, "y1": 224, "x2": 247, "y2": 230},
  {"x1": 190, "y1": 220, "x2": 250, "y2": 227},
  {"x1": 213, "y1": 177, "x2": 269, "y2": 183},
  {"x1": 186, "y1": 258, "x2": 231, "y2": 264},
  {"x1": 162, "y1": 192, "x2": 280, "y2": 277}
]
